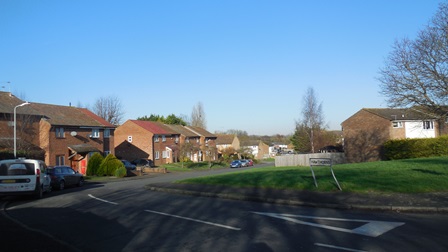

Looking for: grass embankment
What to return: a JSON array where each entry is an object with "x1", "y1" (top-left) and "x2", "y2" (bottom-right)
[{"x1": 177, "y1": 156, "x2": 448, "y2": 193}]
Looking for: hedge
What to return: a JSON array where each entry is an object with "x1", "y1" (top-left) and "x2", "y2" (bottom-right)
[{"x1": 383, "y1": 135, "x2": 448, "y2": 160}]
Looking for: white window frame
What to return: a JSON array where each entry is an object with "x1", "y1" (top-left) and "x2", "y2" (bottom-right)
[
  {"x1": 423, "y1": 121, "x2": 434, "y2": 130},
  {"x1": 56, "y1": 155, "x2": 65, "y2": 165},
  {"x1": 155, "y1": 151, "x2": 160, "y2": 160},
  {"x1": 162, "y1": 151, "x2": 168, "y2": 158},
  {"x1": 155, "y1": 135, "x2": 159, "y2": 142},
  {"x1": 91, "y1": 128, "x2": 100, "y2": 138},
  {"x1": 162, "y1": 135, "x2": 166, "y2": 142},
  {"x1": 175, "y1": 136, "x2": 179, "y2": 143},
  {"x1": 392, "y1": 121, "x2": 403, "y2": 128},
  {"x1": 56, "y1": 127, "x2": 65, "y2": 138}
]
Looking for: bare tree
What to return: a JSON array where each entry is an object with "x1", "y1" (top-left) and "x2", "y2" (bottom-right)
[
  {"x1": 92, "y1": 96, "x2": 124, "y2": 125},
  {"x1": 190, "y1": 102, "x2": 207, "y2": 129},
  {"x1": 292, "y1": 87, "x2": 326, "y2": 153},
  {"x1": 378, "y1": 2, "x2": 448, "y2": 130}
]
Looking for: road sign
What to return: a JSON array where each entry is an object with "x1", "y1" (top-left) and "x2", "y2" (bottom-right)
[{"x1": 309, "y1": 158, "x2": 342, "y2": 191}]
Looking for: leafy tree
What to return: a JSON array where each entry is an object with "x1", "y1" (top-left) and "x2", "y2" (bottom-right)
[
  {"x1": 137, "y1": 113, "x2": 187, "y2": 125},
  {"x1": 179, "y1": 142, "x2": 197, "y2": 168},
  {"x1": 378, "y1": 2, "x2": 448, "y2": 132},
  {"x1": 191, "y1": 102, "x2": 207, "y2": 129},
  {"x1": 98, "y1": 154, "x2": 123, "y2": 176},
  {"x1": 92, "y1": 96, "x2": 124, "y2": 125},
  {"x1": 292, "y1": 87, "x2": 326, "y2": 153},
  {"x1": 87, "y1": 152, "x2": 104, "y2": 176}
]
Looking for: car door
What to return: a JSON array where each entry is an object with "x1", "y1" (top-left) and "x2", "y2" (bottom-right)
[{"x1": 63, "y1": 167, "x2": 75, "y2": 186}]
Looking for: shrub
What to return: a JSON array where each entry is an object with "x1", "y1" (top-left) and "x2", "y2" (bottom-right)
[
  {"x1": 114, "y1": 166, "x2": 127, "y2": 178},
  {"x1": 87, "y1": 152, "x2": 104, "y2": 176},
  {"x1": 384, "y1": 135, "x2": 448, "y2": 160},
  {"x1": 99, "y1": 154, "x2": 123, "y2": 176}
]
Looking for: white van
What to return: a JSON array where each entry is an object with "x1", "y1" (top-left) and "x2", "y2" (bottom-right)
[{"x1": 0, "y1": 159, "x2": 51, "y2": 199}]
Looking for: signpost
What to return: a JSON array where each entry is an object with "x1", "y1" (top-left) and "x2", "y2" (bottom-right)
[{"x1": 309, "y1": 158, "x2": 342, "y2": 191}]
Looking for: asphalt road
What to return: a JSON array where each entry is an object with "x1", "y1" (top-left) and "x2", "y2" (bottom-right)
[{"x1": 2, "y1": 166, "x2": 448, "y2": 251}]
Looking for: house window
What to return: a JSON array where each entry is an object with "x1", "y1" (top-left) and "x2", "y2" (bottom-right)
[
  {"x1": 196, "y1": 138, "x2": 199, "y2": 143},
  {"x1": 104, "y1": 129, "x2": 110, "y2": 138},
  {"x1": 175, "y1": 136, "x2": 179, "y2": 143},
  {"x1": 155, "y1": 151, "x2": 160, "y2": 159},
  {"x1": 392, "y1": 121, "x2": 403, "y2": 128},
  {"x1": 56, "y1": 155, "x2": 65, "y2": 165},
  {"x1": 423, "y1": 121, "x2": 434, "y2": 130},
  {"x1": 162, "y1": 135, "x2": 166, "y2": 142},
  {"x1": 186, "y1": 137, "x2": 190, "y2": 143},
  {"x1": 90, "y1": 128, "x2": 100, "y2": 138},
  {"x1": 127, "y1": 136, "x2": 132, "y2": 142},
  {"x1": 55, "y1": 128, "x2": 65, "y2": 138},
  {"x1": 162, "y1": 151, "x2": 168, "y2": 158},
  {"x1": 155, "y1": 135, "x2": 159, "y2": 142},
  {"x1": 104, "y1": 151, "x2": 111, "y2": 156}
]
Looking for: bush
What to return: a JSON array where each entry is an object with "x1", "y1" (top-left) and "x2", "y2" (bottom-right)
[
  {"x1": 384, "y1": 135, "x2": 448, "y2": 160},
  {"x1": 87, "y1": 153, "x2": 104, "y2": 176},
  {"x1": 99, "y1": 154, "x2": 123, "y2": 176},
  {"x1": 114, "y1": 166, "x2": 127, "y2": 178}
]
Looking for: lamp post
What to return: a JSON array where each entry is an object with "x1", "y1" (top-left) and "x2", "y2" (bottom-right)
[{"x1": 14, "y1": 102, "x2": 30, "y2": 158}]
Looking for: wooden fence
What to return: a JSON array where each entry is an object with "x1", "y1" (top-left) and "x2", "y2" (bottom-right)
[{"x1": 274, "y1": 153, "x2": 346, "y2": 167}]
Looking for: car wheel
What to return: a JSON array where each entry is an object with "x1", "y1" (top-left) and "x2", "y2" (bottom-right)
[
  {"x1": 77, "y1": 178, "x2": 84, "y2": 187},
  {"x1": 59, "y1": 180, "x2": 65, "y2": 190}
]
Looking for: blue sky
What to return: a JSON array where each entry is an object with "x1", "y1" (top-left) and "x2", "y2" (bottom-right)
[{"x1": 0, "y1": 0, "x2": 443, "y2": 135}]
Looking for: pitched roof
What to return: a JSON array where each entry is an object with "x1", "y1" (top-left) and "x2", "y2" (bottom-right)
[
  {"x1": 363, "y1": 108, "x2": 436, "y2": 121},
  {"x1": 131, "y1": 120, "x2": 178, "y2": 135},
  {"x1": 215, "y1": 134, "x2": 236, "y2": 145},
  {"x1": 30, "y1": 103, "x2": 113, "y2": 127},
  {"x1": 0, "y1": 92, "x2": 41, "y2": 115},
  {"x1": 165, "y1": 124, "x2": 199, "y2": 137},
  {"x1": 185, "y1": 126, "x2": 216, "y2": 138},
  {"x1": 78, "y1": 108, "x2": 115, "y2": 128}
]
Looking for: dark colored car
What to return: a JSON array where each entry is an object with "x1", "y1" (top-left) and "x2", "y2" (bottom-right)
[
  {"x1": 121, "y1": 160, "x2": 136, "y2": 170},
  {"x1": 132, "y1": 158, "x2": 154, "y2": 168},
  {"x1": 46, "y1": 166, "x2": 84, "y2": 190},
  {"x1": 230, "y1": 160, "x2": 242, "y2": 168}
]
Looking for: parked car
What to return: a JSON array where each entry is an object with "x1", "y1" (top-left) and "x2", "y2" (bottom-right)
[
  {"x1": 121, "y1": 160, "x2": 136, "y2": 170},
  {"x1": 0, "y1": 159, "x2": 51, "y2": 199},
  {"x1": 230, "y1": 160, "x2": 242, "y2": 168},
  {"x1": 46, "y1": 166, "x2": 84, "y2": 190},
  {"x1": 247, "y1": 159, "x2": 254, "y2": 166},
  {"x1": 240, "y1": 159, "x2": 249, "y2": 167},
  {"x1": 132, "y1": 158, "x2": 154, "y2": 168}
]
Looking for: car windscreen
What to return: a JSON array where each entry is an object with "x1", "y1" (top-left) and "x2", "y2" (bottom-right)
[{"x1": 0, "y1": 163, "x2": 36, "y2": 176}]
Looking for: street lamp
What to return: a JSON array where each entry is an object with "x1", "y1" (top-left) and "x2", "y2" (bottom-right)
[{"x1": 14, "y1": 102, "x2": 30, "y2": 158}]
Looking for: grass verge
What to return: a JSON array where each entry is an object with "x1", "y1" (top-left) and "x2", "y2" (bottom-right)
[{"x1": 177, "y1": 156, "x2": 448, "y2": 193}]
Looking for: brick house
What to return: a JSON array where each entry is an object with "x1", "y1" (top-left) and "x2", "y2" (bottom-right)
[
  {"x1": 114, "y1": 120, "x2": 179, "y2": 166},
  {"x1": 341, "y1": 108, "x2": 440, "y2": 163},
  {"x1": 241, "y1": 140, "x2": 270, "y2": 159},
  {"x1": 0, "y1": 92, "x2": 115, "y2": 174},
  {"x1": 185, "y1": 126, "x2": 217, "y2": 162},
  {"x1": 114, "y1": 120, "x2": 217, "y2": 165},
  {"x1": 215, "y1": 134, "x2": 240, "y2": 153}
]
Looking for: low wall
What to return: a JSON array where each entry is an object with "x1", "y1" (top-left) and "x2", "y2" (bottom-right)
[{"x1": 275, "y1": 153, "x2": 346, "y2": 167}]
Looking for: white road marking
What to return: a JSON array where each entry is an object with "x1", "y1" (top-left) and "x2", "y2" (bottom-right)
[
  {"x1": 88, "y1": 194, "x2": 119, "y2": 205},
  {"x1": 253, "y1": 212, "x2": 404, "y2": 237},
  {"x1": 145, "y1": 209, "x2": 241, "y2": 231},
  {"x1": 314, "y1": 243, "x2": 367, "y2": 252}
]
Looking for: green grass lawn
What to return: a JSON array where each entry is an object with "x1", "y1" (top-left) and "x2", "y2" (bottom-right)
[
  {"x1": 161, "y1": 161, "x2": 229, "y2": 172},
  {"x1": 177, "y1": 156, "x2": 448, "y2": 193}
]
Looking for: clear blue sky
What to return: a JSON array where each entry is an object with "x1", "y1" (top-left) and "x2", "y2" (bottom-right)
[{"x1": 0, "y1": 0, "x2": 443, "y2": 135}]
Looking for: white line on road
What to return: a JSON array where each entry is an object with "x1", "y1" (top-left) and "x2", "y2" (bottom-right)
[
  {"x1": 88, "y1": 194, "x2": 119, "y2": 205},
  {"x1": 314, "y1": 243, "x2": 367, "y2": 252},
  {"x1": 145, "y1": 209, "x2": 241, "y2": 231},
  {"x1": 253, "y1": 212, "x2": 404, "y2": 237}
]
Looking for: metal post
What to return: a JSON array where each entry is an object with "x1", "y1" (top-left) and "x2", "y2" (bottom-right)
[{"x1": 14, "y1": 102, "x2": 30, "y2": 158}]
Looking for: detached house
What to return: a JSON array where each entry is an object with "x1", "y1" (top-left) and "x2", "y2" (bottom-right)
[
  {"x1": 341, "y1": 108, "x2": 440, "y2": 163},
  {"x1": 241, "y1": 140, "x2": 270, "y2": 159},
  {"x1": 216, "y1": 134, "x2": 240, "y2": 152},
  {"x1": 0, "y1": 92, "x2": 115, "y2": 174}
]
